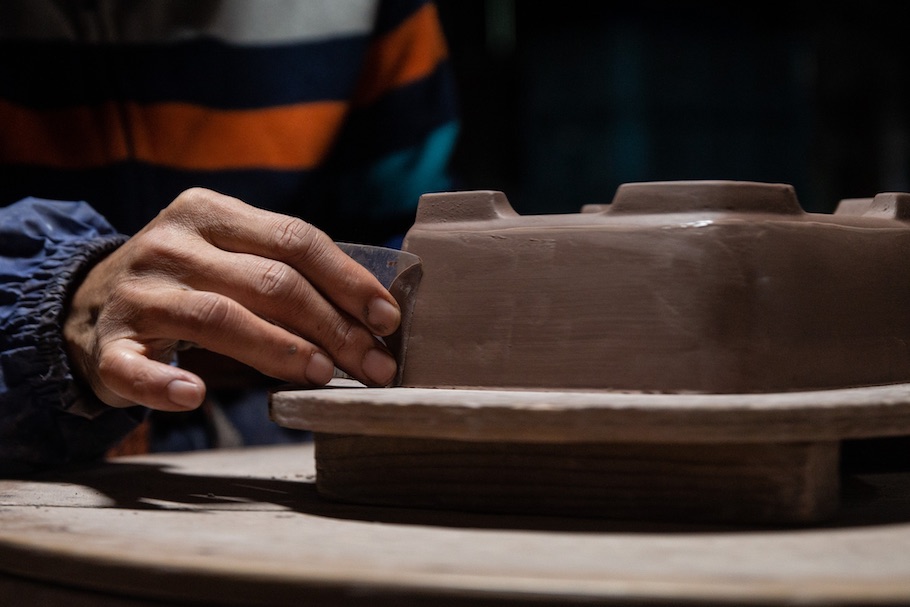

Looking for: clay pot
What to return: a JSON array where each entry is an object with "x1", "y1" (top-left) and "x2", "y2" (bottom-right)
[{"x1": 395, "y1": 181, "x2": 910, "y2": 393}]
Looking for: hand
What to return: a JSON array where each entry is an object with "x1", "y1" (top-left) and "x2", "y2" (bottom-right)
[{"x1": 63, "y1": 188, "x2": 401, "y2": 411}]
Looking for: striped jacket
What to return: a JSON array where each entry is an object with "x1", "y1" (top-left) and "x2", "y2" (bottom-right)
[
  {"x1": 0, "y1": 0, "x2": 459, "y2": 471},
  {"x1": 0, "y1": 0, "x2": 458, "y2": 242}
]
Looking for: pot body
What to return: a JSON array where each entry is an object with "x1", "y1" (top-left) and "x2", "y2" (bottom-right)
[{"x1": 398, "y1": 181, "x2": 910, "y2": 393}]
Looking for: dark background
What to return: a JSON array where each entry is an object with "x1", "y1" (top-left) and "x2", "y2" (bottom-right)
[{"x1": 435, "y1": 1, "x2": 909, "y2": 215}]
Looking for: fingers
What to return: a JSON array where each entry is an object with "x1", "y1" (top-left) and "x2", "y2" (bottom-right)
[
  {"x1": 96, "y1": 343, "x2": 206, "y2": 411},
  {"x1": 93, "y1": 286, "x2": 344, "y2": 410},
  {"x1": 161, "y1": 188, "x2": 401, "y2": 386},
  {"x1": 171, "y1": 249, "x2": 398, "y2": 386},
  {"x1": 168, "y1": 189, "x2": 401, "y2": 337},
  {"x1": 141, "y1": 288, "x2": 353, "y2": 386},
  {"x1": 98, "y1": 285, "x2": 394, "y2": 405},
  {"x1": 67, "y1": 187, "x2": 403, "y2": 412}
]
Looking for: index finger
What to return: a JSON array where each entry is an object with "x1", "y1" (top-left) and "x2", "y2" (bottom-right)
[{"x1": 171, "y1": 189, "x2": 401, "y2": 336}]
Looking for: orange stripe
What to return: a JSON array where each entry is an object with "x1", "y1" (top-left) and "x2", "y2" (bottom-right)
[
  {"x1": 0, "y1": 99, "x2": 349, "y2": 171},
  {"x1": 355, "y1": 2, "x2": 450, "y2": 106},
  {"x1": 127, "y1": 101, "x2": 348, "y2": 170},
  {"x1": 0, "y1": 99, "x2": 128, "y2": 168}
]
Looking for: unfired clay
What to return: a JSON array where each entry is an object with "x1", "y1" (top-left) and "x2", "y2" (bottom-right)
[{"x1": 395, "y1": 181, "x2": 910, "y2": 393}]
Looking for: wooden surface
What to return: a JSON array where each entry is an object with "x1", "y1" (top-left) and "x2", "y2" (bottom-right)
[
  {"x1": 269, "y1": 380, "x2": 910, "y2": 444},
  {"x1": 2, "y1": 444, "x2": 910, "y2": 606}
]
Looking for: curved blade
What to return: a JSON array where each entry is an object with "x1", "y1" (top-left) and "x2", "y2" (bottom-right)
[
  {"x1": 335, "y1": 242, "x2": 421, "y2": 290},
  {"x1": 336, "y1": 242, "x2": 423, "y2": 386}
]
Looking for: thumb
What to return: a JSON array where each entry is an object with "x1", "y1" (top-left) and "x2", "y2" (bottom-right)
[{"x1": 96, "y1": 341, "x2": 206, "y2": 411}]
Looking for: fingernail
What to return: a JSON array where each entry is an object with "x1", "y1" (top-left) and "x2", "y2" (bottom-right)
[
  {"x1": 362, "y1": 348, "x2": 397, "y2": 386},
  {"x1": 367, "y1": 297, "x2": 400, "y2": 335},
  {"x1": 306, "y1": 352, "x2": 334, "y2": 385},
  {"x1": 167, "y1": 379, "x2": 204, "y2": 409}
]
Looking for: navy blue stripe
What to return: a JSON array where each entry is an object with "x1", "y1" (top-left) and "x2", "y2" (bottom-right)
[
  {"x1": 332, "y1": 60, "x2": 459, "y2": 165},
  {"x1": 1, "y1": 163, "x2": 311, "y2": 234},
  {"x1": 0, "y1": 36, "x2": 369, "y2": 109},
  {"x1": 0, "y1": 163, "x2": 413, "y2": 244}
]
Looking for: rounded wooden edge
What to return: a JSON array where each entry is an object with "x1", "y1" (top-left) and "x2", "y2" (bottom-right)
[
  {"x1": 269, "y1": 381, "x2": 910, "y2": 444},
  {"x1": 6, "y1": 531, "x2": 910, "y2": 607},
  {"x1": 4, "y1": 445, "x2": 910, "y2": 606}
]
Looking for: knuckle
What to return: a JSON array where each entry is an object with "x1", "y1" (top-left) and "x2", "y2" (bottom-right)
[
  {"x1": 132, "y1": 222, "x2": 201, "y2": 268},
  {"x1": 253, "y1": 260, "x2": 295, "y2": 300},
  {"x1": 95, "y1": 347, "x2": 120, "y2": 380},
  {"x1": 274, "y1": 217, "x2": 327, "y2": 260},
  {"x1": 164, "y1": 188, "x2": 203, "y2": 218},
  {"x1": 97, "y1": 347, "x2": 156, "y2": 391},
  {"x1": 135, "y1": 231, "x2": 189, "y2": 266},
  {"x1": 186, "y1": 291, "x2": 234, "y2": 329},
  {"x1": 127, "y1": 364, "x2": 159, "y2": 395},
  {"x1": 323, "y1": 316, "x2": 361, "y2": 356},
  {"x1": 174, "y1": 187, "x2": 215, "y2": 210},
  {"x1": 165, "y1": 188, "x2": 237, "y2": 226}
]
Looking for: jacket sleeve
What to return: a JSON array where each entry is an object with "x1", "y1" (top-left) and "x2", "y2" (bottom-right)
[{"x1": 0, "y1": 197, "x2": 145, "y2": 474}]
